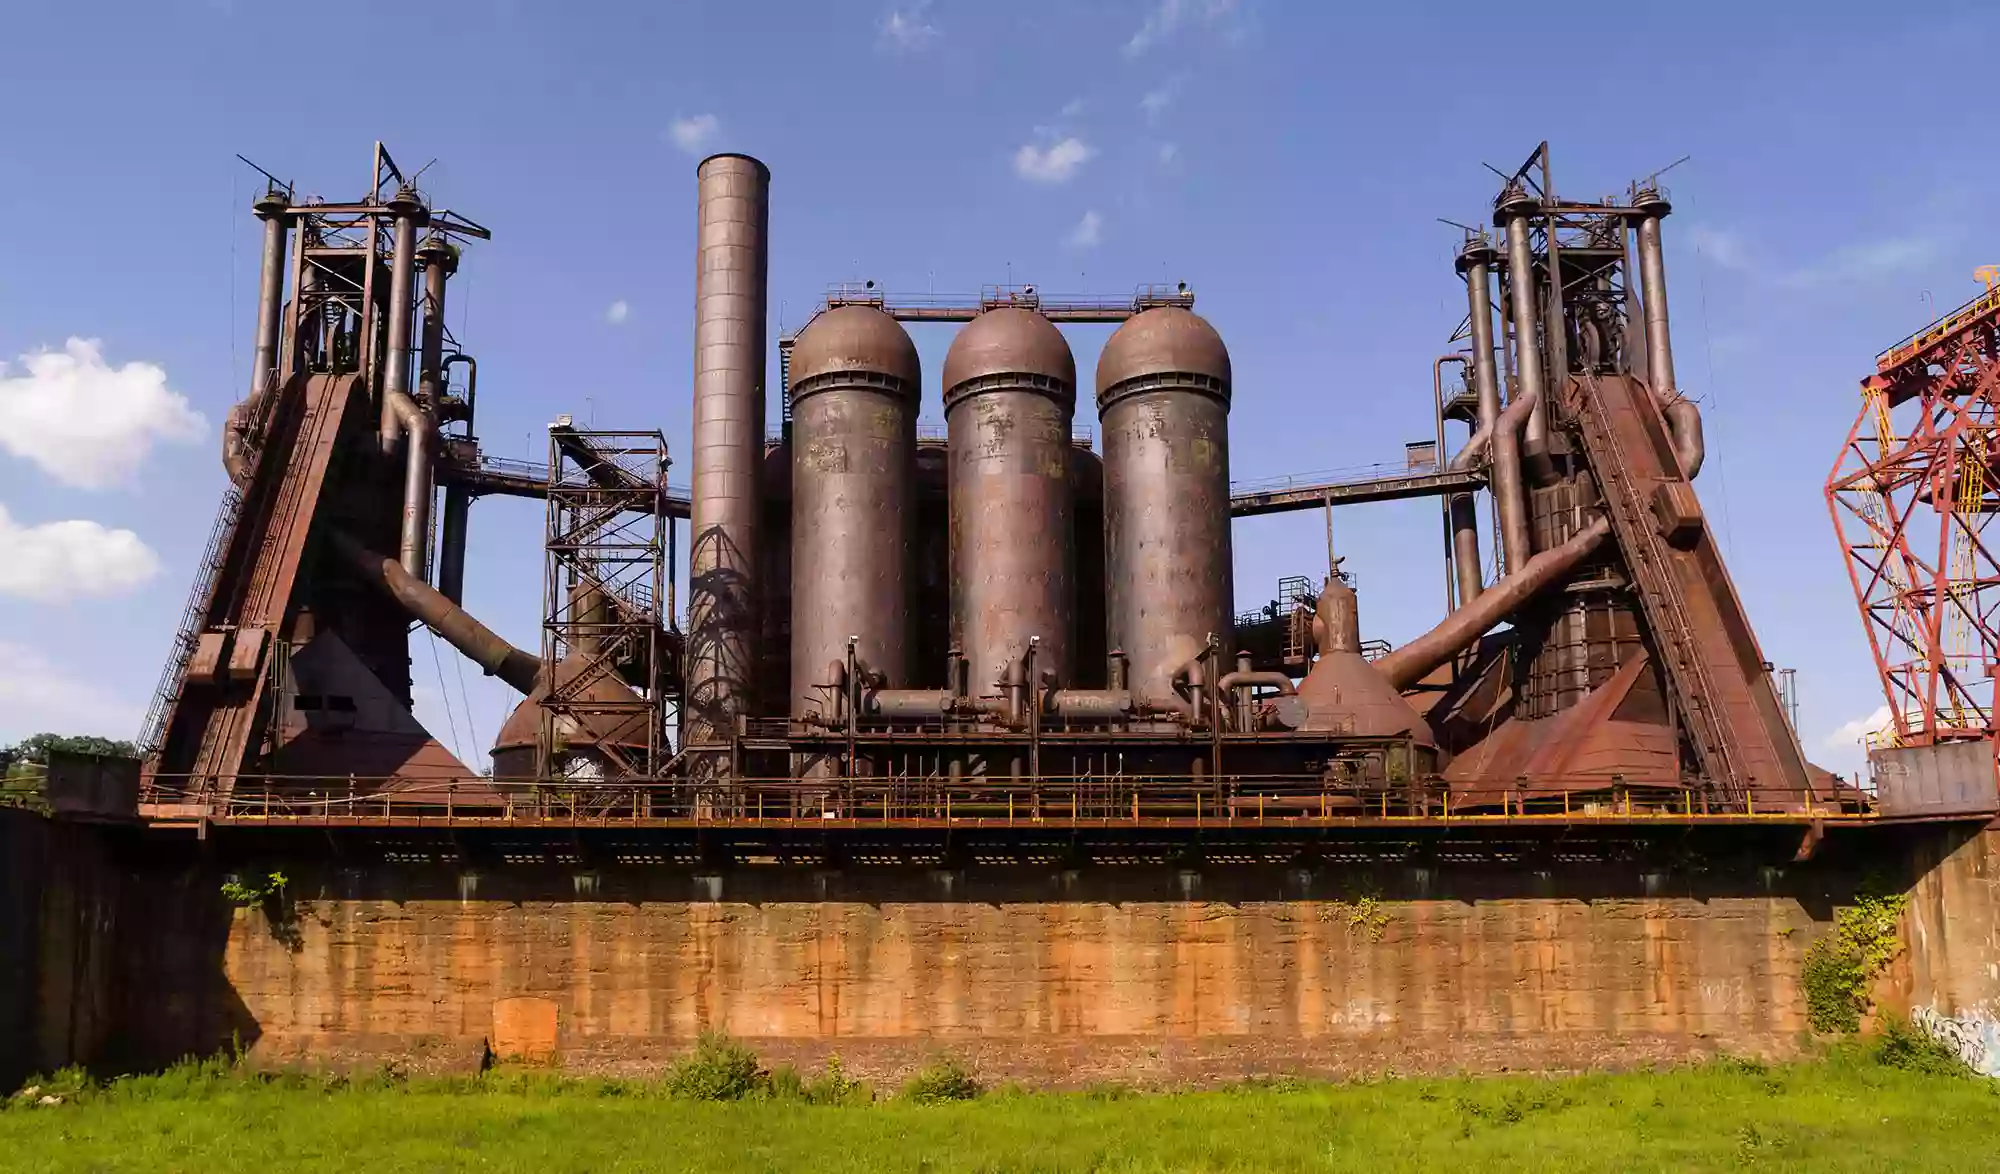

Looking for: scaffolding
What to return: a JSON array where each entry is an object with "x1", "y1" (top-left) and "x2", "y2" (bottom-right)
[
  {"x1": 1827, "y1": 280, "x2": 2000, "y2": 747},
  {"x1": 538, "y1": 426, "x2": 675, "y2": 779}
]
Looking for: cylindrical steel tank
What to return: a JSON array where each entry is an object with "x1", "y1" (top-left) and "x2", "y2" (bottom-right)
[
  {"x1": 943, "y1": 307, "x2": 1077, "y2": 694},
  {"x1": 1095, "y1": 307, "x2": 1234, "y2": 708},
  {"x1": 788, "y1": 306, "x2": 921, "y2": 715},
  {"x1": 685, "y1": 153, "x2": 769, "y2": 753}
]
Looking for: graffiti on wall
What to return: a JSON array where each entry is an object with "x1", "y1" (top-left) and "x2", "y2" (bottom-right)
[{"x1": 1913, "y1": 1004, "x2": 2000, "y2": 1078}]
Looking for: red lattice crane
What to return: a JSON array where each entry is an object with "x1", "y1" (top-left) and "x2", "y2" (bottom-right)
[{"x1": 1827, "y1": 274, "x2": 2000, "y2": 749}]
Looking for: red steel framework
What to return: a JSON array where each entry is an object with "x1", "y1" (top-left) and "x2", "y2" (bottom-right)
[{"x1": 1827, "y1": 278, "x2": 2000, "y2": 749}]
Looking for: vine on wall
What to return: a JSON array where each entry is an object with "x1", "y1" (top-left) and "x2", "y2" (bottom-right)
[{"x1": 1802, "y1": 883, "x2": 1908, "y2": 1034}]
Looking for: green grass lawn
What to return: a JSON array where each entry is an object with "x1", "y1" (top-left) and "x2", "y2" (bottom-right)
[{"x1": 4, "y1": 1049, "x2": 1996, "y2": 1174}]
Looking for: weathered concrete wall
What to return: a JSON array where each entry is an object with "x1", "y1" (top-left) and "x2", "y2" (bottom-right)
[
  {"x1": 0, "y1": 809, "x2": 121, "y2": 1089},
  {"x1": 9, "y1": 817, "x2": 1999, "y2": 1086},
  {"x1": 1895, "y1": 824, "x2": 2000, "y2": 1075},
  {"x1": 183, "y1": 863, "x2": 1841, "y2": 1082}
]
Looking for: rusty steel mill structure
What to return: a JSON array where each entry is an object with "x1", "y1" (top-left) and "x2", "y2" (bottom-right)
[{"x1": 132, "y1": 140, "x2": 1949, "y2": 864}]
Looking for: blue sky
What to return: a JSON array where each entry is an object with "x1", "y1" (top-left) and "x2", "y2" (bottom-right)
[{"x1": 1, "y1": 0, "x2": 1994, "y2": 778}]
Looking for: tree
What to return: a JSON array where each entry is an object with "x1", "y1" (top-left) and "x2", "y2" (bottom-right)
[{"x1": 6, "y1": 733, "x2": 140, "y2": 765}]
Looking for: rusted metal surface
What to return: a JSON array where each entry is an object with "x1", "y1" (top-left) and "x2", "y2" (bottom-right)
[
  {"x1": 1496, "y1": 182, "x2": 1550, "y2": 461},
  {"x1": 945, "y1": 307, "x2": 1078, "y2": 691},
  {"x1": 685, "y1": 153, "x2": 770, "y2": 755},
  {"x1": 1870, "y1": 741, "x2": 2000, "y2": 819},
  {"x1": 1226, "y1": 467, "x2": 1482, "y2": 516},
  {"x1": 1098, "y1": 307, "x2": 1235, "y2": 707},
  {"x1": 789, "y1": 306, "x2": 921, "y2": 705},
  {"x1": 1295, "y1": 571, "x2": 1433, "y2": 741},
  {"x1": 1376, "y1": 516, "x2": 1612, "y2": 691},
  {"x1": 149, "y1": 372, "x2": 358, "y2": 801},
  {"x1": 331, "y1": 530, "x2": 541, "y2": 694},
  {"x1": 1564, "y1": 373, "x2": 1812, "y2": 804},
  {"x1": 136, "y1": 772, "x2": 1871, "y2": 830}
]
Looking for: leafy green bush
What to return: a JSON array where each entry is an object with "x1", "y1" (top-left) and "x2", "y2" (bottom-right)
[
  {"x1": 1803, "y1": 884, "x2": 1908, "y2": 1034},
  {"x1": 1873, "y1": 1013, "x2": 1969, "y2": 1077},
  {"x1": 901, "y1": 1055, "x2": 979, "y2": 1103},
  {"x1": 663, "y1": 1033, "x2": 765, "y2": 1101}
]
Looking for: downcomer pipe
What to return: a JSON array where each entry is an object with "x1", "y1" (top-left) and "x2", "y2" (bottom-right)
[
  {"x1": 223, "y1": 191, "x2": 291, "y2": 484},
  {"x1": 1489, "y1": 386, "x2": 1537, "y2": 575},
  {"x1": 377, "y1": 186, "x2": 434, "y2": 580},
  {"x1": 1436, "y1": 354, "x2": 1482, "y2": 609},
  {"x1": 1374, "y1": 514, "x2": 1612, "y2": 692},
  {"x1": 1495, "y1": 183, "x2": 1550, "y2": 467},
  {"x1": 685, "y1": 153, "x2": 770, "y2": 751},
  {"x1": 329, "y1": 530, "x2": 542, "y2": 695},
  {"x1": 1632, "y1": 186, "x2": 1705, "y2": 479}
]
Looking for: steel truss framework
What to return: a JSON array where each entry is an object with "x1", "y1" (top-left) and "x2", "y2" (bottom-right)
[
  {"x1": 1827, "y1": 283, "x2": 2000, "y2": 747},
  {"x1": 540, "y1": 427, "x2": 675, "y2": 779}
]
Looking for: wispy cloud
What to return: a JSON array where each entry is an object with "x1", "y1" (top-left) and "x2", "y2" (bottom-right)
[
  {"x1": 1139, "y1": 76, "x2": 1184, "y2": 122},
  {"x1": 1158, "y1": 142, "x2": 1180, "y2": 164},
  {"x1": 606, "y1": 300, "x2": 630, "y2": 326},
  {"x1": 0, "y1": 641, "x2": 142, "y2": 743},
  {"x1": 879, "y1": 2, "x2": 939, "y2": 53},
  {"x1": 1066, "y1": 210, "x2": 1104, "y2": 248},
  {"x1": 1014, "y1": 137, "x2": 1095, "y2": 184},
  {"x1": 668, "y1": 114, "x2": 719, "y2": 156},
  {"x1": 1691, "y1": 220, "x2": 1954, "y2": 292},
  {"x1": 1058, "y1": 98, "x2": 1086, "y2": 120},
  {"x1": 1124, "y1": 0, "x2": 1239, "y2": 58},
  {"x1": 1780, "y1": 234, "x2": 1951, "y2": 290},
  {"x1": 1690, "y1": 224, "x2": 1752, "y2": 273}
]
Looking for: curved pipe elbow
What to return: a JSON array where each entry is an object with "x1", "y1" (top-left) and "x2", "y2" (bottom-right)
[
  {"x1": 1662, "y1": 396, "x2": 1705, "y2": 479},
  {"x1": 1215, "y1": 671, "x2": 1295, "y2": 696},
  {"x1": 1376, "y1": 514, "x2": 1612, "y2": 691}
]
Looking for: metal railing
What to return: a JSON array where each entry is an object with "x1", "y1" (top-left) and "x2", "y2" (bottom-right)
[
  {"x1": 1877, "y1": 283, "x2": 2000, "y2": 374},
  {"x1": 137, "y1": 484, "x2": 244, "y2": 753},
  {"x1": 139, "y1": 772, "x2": 1873, "y2": 828}
]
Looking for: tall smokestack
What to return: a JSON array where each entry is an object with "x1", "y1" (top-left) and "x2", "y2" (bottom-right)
[{"x1": 685, "y1": 153, "x2": 770, "y2": 756}]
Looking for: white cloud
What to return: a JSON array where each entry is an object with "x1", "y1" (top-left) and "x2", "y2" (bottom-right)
[
  {"x1": 1058, "y1": 98, "x2": 1086, "y2": 119},
  {"x1": 1690, "y1": 221, "x2": 1951, "y2": 291},
  {"x1": 1781, "y1": 233, "x2": 1949, "y2": 290},
  {"x1": 668, "y1": 114, "x2": 719, "y2": 156},
  {"x1": 1066, "y1": 210, "x2": 1104, "y2": 249},
  {"x1": 880, "y1": 3, "x2": 939, "y2": 53},
  {"x1": 0, "y1": 504, "x2": 161, "y2": 602},
  {"x1": 0, "y1": 339, "x2": 204, "y2": 490},
  {"x1": 1124, "y1": 0, "x2": 1238, "y2": 57},
  {"x1": 1140, "y1": 84, "x2": 1177, "y2": 122},
  {"x1": 606, "y1": 300, "x2": 631, "y2": 326},
  {"x1": 1823, "y1": 704, "x2": 1891, "y2": 753},
  {"x1": 0, "y1": 641, "x2": 142, "y2": 744},
  {"x1": 1158, "y1": 142, "x2": 1180, "y2": 164},
  {"x1": 1690, "y1": 224, "x2": 1752, "y2": 272},
  {"x1": 1014, "y1": 137, "x2": 1095, "y2": 184}
]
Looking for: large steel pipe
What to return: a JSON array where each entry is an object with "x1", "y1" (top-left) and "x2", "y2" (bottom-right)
[
  {"x1": 1097, "y1": 307, "x2": 1235, "y2": 709},
  {"x1": 1375, "y1": 514, "x2": 1612, "y2": 691},
  {"x1": 1495, "y1": 184, "x2": 1550, "y2": 465},
  {"x1": 686, "y1": 153, "x2": 770, "y2": 751},
  {"x1": 223, "y1": 192, "x2": 291, "y2": 484},
  {"x1": 1632, "y1": 186, "x2": 1705, "y2": 478},
  {"x1": 1458, "y1": 234, "x2": 1532, "y2": 581},
  {"x1": 945, "y1": 307, "x2": 1077, "y2": 693},
  {"x1": 375, "y1": 187, "x2": 434, "y2": 580},
  {"x1": 788, "y1": 306, "x2": 920, "y2": 712},
  {"x1": 330, "y1": 530, "x2": 541, "y2": 695}
]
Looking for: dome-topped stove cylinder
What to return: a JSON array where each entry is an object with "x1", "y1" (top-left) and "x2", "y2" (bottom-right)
[
  {"x1": 1096, "y1": 306, "x2": 1235, "y2": 707},
  {"x1": 788, "y1": 305, "x2": 921, "y2": 714},
  {"x1": 943, "y1": 307, "x2": 1077, "y2": 693}
]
